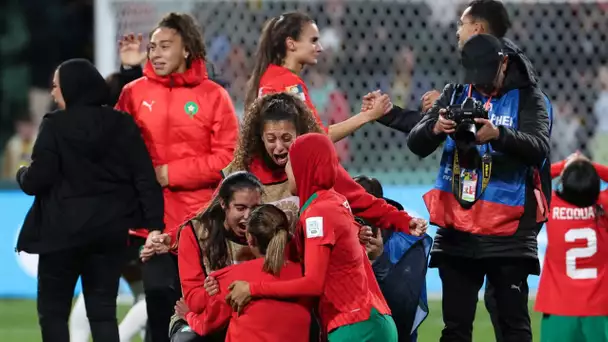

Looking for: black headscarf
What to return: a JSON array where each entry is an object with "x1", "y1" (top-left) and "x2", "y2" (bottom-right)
[{"x1": 58, "y1": 58, "x2": 109, "y2": 108}]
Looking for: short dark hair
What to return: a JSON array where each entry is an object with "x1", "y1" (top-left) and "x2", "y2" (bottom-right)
[
  {"x1": 557, "y1": 160, "x2": 600, "y2": 208},
  {"x1": 467, "y1": 0, "x2": 511, "y2": 38},
  {"x1": 353, "y1": 175, "x2": 383, "y2": 198}
]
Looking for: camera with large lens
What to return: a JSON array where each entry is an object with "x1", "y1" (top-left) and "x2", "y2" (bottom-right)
[{"x1": 445, "y1": 97, "x2": 489, "y2": 144}]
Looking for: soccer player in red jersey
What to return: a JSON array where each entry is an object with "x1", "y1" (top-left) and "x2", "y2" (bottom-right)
[
  {"x1": 535, "y1": 152, "x2": 608, "y2": 342},
  {"x1": 245, "y1": 12, "x2": 392, "y2": 142},
  {"x1": 176, "y1": 204, "x2": 311, "y2": 342},
  {"x1": 226, "y1": 133, "x2": 422, "y2": 341}
]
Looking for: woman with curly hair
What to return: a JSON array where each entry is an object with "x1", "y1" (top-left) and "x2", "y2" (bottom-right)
[
  {"x1": 222, "y1": 92, "x2": 426, "y2": 238},
  {"x1": 191, "y1": 93, "x2": 426, "y2": 341}
]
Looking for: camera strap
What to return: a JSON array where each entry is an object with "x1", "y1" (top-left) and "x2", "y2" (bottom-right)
[{"x1": 451, "y1": 146, "x2": 492, "y2": 209}]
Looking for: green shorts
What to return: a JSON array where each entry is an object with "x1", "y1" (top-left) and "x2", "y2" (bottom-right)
[
  {"x1": 328, "y1": 308, "x2": 398, "y2": 342},
  {"x1": 541, "y1": 314, "x2": 608, "y2": 342}
]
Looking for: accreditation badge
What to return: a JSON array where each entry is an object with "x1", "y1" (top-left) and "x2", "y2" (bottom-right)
[{"x1": 461, "y1": 170, "x2": 478, "y2": 203}]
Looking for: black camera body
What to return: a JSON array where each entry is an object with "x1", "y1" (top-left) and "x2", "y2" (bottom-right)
[{"x1": 445, "y1": 97, "x2": 489, "y2": 144}]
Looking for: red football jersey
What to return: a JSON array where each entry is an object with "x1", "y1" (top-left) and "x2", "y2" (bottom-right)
[
  {"x1": 185, "y1": 258, "x2": 311, "y2": 341},
  {"x1": 250, "y1": 190, "x2": 390, "y2": 333},
  {"x1": 535, "y1": 192, "x2": 608, "y2": 316},
  {"x1": 258, "y1": 64, "x2": 328, "y2": 133}
]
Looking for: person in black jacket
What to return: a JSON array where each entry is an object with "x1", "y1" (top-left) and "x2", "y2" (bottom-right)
[
  {"x1": 452, "y1": 3, "x2": 553, "y2": 341},
  {"x1": 15, "y1": 58, "x2": 164, "y2": 342},
  {"x1": 365, "y1": 2, "x2": 553, "y2": 340},
  {"x1": 408, "y1": 35, "x2": 550, "y2": 342}
]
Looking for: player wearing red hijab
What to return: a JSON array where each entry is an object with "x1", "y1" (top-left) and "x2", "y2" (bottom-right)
[
  {"x1": 535, "y1": 153, "x2": 608, "y2": 342},
  {"x1": 245, "y1": 12, "x2": 391, "y2": 142},
  {"x1": 227, "y1": 133, "x2": 408, "y2": 341}
]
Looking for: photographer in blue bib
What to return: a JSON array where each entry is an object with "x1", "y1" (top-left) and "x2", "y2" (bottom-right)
[{"x1": 407, "y1": 34, "x2": 551, "y2": 342}]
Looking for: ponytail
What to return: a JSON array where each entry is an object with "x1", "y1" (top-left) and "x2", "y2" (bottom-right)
[
  {"x1": 245, "y1": 12, "x2": 315, "y2": 110},
  {"x1": 245, "y1": 17, "x2": 280, "y2": 109},
  {"x1": 247, "y1": 204, "x2": 291, "y2": 276},
  {"x1": 263, "y1": 229, "x2": 288, "y2": 276}
]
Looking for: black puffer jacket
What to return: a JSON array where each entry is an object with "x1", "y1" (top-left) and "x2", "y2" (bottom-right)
[
  {"x1": 16, "y1": 59, "x2": 164, "y2": 254},
  {"x1": 407, "y1": 47, "x2": 551, "y2": 271}
]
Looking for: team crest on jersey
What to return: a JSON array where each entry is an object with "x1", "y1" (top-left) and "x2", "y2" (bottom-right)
[
  {"x1": 184, "y1": 101, "x2": 199, "y2": 118},
  {"x1": 343, "y1": 200, "x2": 352, "y2": 213},
  {"x1": 286, "y1": 84, "x2": 306, "y2": 101}
]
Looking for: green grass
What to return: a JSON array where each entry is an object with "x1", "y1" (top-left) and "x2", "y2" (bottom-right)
[{"x1": 0, "y1": 299, "x2": 541, "y2": 342}]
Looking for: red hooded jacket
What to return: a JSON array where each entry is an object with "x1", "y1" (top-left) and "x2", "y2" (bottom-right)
[
  {"x1": 116, "y1": 60, "x2": 239, "y2": 242},
  {"x1": 256, "y1": 64, "x2": 412, "y2": 232},
  {"x1": 249, "y1": 133, "x2": 391, "y2": 333},
  {"x1": 185, "y1": 258, "x2": 311, "y2": 341}
]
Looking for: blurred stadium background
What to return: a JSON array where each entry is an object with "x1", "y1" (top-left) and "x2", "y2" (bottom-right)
[{"x1": 0, "y1": 0, "x2": 606, "y2": 340}]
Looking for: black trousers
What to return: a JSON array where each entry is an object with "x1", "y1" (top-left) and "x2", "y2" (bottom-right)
[
  {"x1": 484, "y1": 279, "x2": 529, "y2": 342},
  {"x1": 437, "y1": 256, "x2": 532, "y2": 342},
  {"x1": 142, "y1": 253, "x2": 182, "y2": 342},
  {"x1": 37, "y1": 232, "x2": 127, "y2": 342}
]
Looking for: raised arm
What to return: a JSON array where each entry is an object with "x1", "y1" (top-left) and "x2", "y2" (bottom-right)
[
  {"x1": 550, "y1": 160, "x2": 567, "y2": 179},
  {"x1": 375, "y1": 105, "x2": 423, "y2": 134},
  {"x1": 407, "y1": 84, "x2": 456, "y2": 158},
  {"x1": 326, "y1": 94, "x2": 392, "y2": 143},
  {"x1": 335, "y1": 165, "x2": 412, "y2": 233}
]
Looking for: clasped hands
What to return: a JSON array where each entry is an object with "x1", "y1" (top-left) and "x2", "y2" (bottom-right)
[{"x1": 140, "y1": 230, "x2": 171, "y2": 262}]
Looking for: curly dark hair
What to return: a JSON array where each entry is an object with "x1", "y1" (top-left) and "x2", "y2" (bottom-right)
[
  {"x1": 232, "y1": 92, "x2": 324, "y2": 171},
  {"x1": 152, "y1": 12, "x2": 207, "y2": 66}
]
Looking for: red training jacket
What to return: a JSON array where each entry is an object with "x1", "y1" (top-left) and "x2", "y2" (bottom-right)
[
  {"x1": 186, "y1": 258, "x2": 311, "y2": 341},
  {"x1": 116, "y1": 59, "x2": 239, "y2": 243},
  {"x1": 535, "y1": 160, "x2": 608, "y2": 316}
]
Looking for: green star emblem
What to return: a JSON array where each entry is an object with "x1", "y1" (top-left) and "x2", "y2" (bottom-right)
[{"x1": 184, "y1": 101, "x2": 199, "y2": 118}]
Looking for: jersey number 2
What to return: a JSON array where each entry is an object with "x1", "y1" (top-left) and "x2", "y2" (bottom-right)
[{"x1": 565, "y1": 228, "x2": 598, "y2": 280}]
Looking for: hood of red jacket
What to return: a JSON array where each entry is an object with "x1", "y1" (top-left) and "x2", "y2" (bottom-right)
[
  {"x1": 143, "y1": 58, "x2": 208, "y2": 87},
  {"x1": 288, "y1": 133, "x2": 337, "y2": 204}
]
